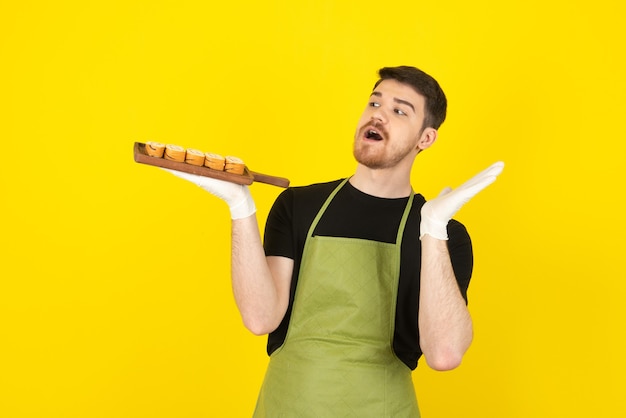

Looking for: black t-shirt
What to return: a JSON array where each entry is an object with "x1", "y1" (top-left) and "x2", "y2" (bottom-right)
[{"x1": 263, "y1": 179, "x2": 473, "y2": 370}]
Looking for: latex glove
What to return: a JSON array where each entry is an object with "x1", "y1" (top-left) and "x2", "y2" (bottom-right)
[
  {"x1": 161, "y1": 168, "x2": 256, "y2": 220},
  {"x1": 420, "y1": 161, "x2": 505, "y2": 240}
]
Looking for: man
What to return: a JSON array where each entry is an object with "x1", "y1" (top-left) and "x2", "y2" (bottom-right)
[{"x1": 165, "y1": 66, "x2": 504, "y2": 417}]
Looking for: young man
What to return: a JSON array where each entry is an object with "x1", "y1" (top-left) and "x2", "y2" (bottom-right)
[{"x1": 165, "y1": 66, "x2": 504, "y2": 417}]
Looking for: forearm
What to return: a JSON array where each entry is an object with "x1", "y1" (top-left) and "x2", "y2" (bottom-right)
[
  {"x1": 231, "y1": 214, "x2": 290, "y2": 335},
  {"x1": 158, "y1": 169, "x2": 289, "y2": 334},
  {"x1": 418, "y1": 235, "x2": 473, "y2": 371}
]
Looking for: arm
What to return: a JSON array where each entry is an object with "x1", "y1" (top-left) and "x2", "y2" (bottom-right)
[
  {"x1": 231, "y1": 215, "x2": 293, "y2": 335},
  {"x1": 418, "y1": 161, "x2": 504, "y2": 371},
  {"x1": 161, "y1": 169, "x2": 293, "y2": 335},
  {"x1": 418, "y1": 235, "x2": 473, "y2": 370}
]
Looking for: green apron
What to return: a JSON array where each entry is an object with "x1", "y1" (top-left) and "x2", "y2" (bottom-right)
[{"x1": 254, "y1": 179, "x2": 419, "y2": 417}]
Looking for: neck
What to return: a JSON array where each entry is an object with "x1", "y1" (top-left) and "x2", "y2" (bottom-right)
[{"x1": 349, "y1": 163, "x2": 413, "y2": 198}]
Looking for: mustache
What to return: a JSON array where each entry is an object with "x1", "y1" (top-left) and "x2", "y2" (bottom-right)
[{"x1": 362, "y1": 120, "x2": 388, "y2": 139}]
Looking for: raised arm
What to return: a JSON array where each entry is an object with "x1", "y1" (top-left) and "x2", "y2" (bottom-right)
[
  {"x1": 162, "y1": 169, "x2": 293, "y2": 335},
  {"x1": 231, "y1": 216, "x2": 293, "y2": 335},
  {"x1": 418, "y1": 235, "x2": 473, "y2": 370},
  {"x1": 418, "y1": 162, "x2": 504, "y2": 371}
]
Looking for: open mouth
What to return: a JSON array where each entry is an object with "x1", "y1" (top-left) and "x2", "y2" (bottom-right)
[{"x1": 365, "y1": 129, "x2": 383, "y2": 141}]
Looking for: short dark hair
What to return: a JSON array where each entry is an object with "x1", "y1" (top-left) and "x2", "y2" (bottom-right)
[{"x1": 374, "y1": 66, "x2": 447, "y2": 130}]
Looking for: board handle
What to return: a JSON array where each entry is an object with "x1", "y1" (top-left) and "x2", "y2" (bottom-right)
[{"x1": 249, "y1": 171, "x2": 290, "y2": 188}]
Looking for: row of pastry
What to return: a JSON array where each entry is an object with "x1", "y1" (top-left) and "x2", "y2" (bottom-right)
[{"x1": 144, "y1": 141, "x2": 245, "y2": 175}]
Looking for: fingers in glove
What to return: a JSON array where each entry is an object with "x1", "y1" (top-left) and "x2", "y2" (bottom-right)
[
  {"x1": 437, "y1": 186, "x2": 454, "y2": 197},
  {"x1": 454, "y1": 161, "x2": 504, "y2": 195},
  {"x1": 160, "y1": 167, "x2": 203, "y2": 184},
  {"x1": 460, "y1": 161, "x2": 504, "y2": 188}
]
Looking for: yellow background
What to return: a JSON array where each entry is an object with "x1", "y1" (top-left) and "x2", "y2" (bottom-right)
[{"x1": 1, "y1": 0, "x2": 624, "y2": 417}]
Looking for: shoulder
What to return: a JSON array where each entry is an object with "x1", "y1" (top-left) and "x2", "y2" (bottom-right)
[
  {"x1": 284, "y1": 179, "x2": 344, "y2": 197},
  {"x1": 264, "y1": 179, "x2": 344, "y2": 259},
  {"x1": 268, "y1": 179, "x2": 344, "y2": 223},
  {"x1": 448, "y1": 219, "x2": 471, "y2": 246},
  {"x1": 274, "y1": 179, "x2": 344, "y2": 208}
]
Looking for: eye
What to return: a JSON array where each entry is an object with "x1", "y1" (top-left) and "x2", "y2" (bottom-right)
[
  {"x1": 394, "y1": 108, "x2": 407, "y2": 116},
  {"x1": 369, "y1": 101, "x2": 380, "y2": 108}
]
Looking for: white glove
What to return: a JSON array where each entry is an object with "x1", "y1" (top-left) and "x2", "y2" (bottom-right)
[
  {"x1": 420, "y1": 161, "x2": 505, "y2": 240},
  {"x1": 161, "y1": 168, "x2": 256, "y2": 220}
]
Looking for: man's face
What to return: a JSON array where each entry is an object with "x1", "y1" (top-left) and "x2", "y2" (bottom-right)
[{"x1": 353, "y1": 79, "x2": 429, "y2": 170}]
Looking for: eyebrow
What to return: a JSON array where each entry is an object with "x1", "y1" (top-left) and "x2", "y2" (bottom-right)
[{"x1": 370, "y1": 91, "x2": 415, "y2": 113}]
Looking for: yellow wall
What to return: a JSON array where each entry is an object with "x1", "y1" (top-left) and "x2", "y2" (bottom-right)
[{"x1": 1, "y1": 1, "x2": 624, "y2": 417}]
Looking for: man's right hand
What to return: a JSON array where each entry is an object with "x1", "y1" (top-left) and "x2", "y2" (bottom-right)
[{"x1": 161, "y1": 168, "x2": 256, "y2": 220}]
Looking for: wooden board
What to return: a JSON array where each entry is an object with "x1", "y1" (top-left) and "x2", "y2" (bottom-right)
[{"x1": 133, "y1": 142, "x2": 290, "y2": 188}]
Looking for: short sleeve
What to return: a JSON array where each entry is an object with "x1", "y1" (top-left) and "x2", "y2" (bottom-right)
[
  {"x1": 447, "y1": 220, "x2": 474, "y2": 303},
  {"x1": 263, "y1": 188, "x2": 295, "y2": 259}
]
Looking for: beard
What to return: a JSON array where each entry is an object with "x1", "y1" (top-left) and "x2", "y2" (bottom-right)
[{"x1": 353, "y1": 126, "x2": 417, "y2": 170}]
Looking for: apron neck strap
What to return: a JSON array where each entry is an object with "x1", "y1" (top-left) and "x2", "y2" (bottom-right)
[
  {"x1": 306, "y1": 178, "x2": 350, "y2": 239},
  {"x1": 306, "y1": 179, "x2": 415, "y2": 244},
  {"x1": 395, "y1": 190, "x2": 415, "y2": 246}
]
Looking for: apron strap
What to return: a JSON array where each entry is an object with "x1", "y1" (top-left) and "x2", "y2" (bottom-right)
[
  {"x1": 396, "y1": 190, "x2": 415, "y2": 245},
  {"x1": 306, "y1": 179, "x2": 416, "y2": 245},
  {"x1": 305, "y1": 178, "x2": 350, "y2": 240}
]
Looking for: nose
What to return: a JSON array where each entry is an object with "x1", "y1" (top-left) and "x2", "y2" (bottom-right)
[{"x1": 371, "y1": 107, "x2": 387, "y2": 124}]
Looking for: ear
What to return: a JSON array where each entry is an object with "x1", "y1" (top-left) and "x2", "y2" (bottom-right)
[{"x1": 416, "y1": 127, "x2": 438, "y2": 151}]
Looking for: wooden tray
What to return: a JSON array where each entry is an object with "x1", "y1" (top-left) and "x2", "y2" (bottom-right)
[{"x1": 134, "y1": 142, "x2": 290, "y2": 188}]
